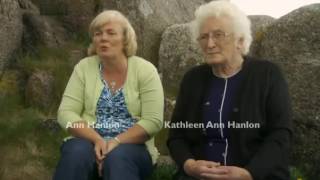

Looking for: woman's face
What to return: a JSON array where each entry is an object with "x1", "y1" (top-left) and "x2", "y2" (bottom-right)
[
  {"x1": 93, "y1": 21, "x2": 125, "y2": 59},
  {"x1": 198, "y1": 16, "x2": 242, "y2": 65}
]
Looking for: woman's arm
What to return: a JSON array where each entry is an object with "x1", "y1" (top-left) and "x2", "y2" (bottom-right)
[
  {"x1": 244, "y1": 63, "x2": 292, "y2": 179},
  {"x1": 57, "y1": 63, "x2": 108, "y2": 160},
  {"x1": 116, "y1": 62, "x2": 164, "y2": 144},
  {"x1": 167, "y1": 72, "x2": 196, "y2": 169}
]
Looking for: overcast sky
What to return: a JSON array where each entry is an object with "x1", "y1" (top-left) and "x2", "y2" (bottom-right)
[{"x1": 231, "y1": 0, "x2": 320, "y2": 18}]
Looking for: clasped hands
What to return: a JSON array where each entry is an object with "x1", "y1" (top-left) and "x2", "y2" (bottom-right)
[
  {"x1": 184, "y1": 159, "x2": 253, "y2": 180},
  {"x1": 94, "y1": 137, "x2": 120, "y2": 177}
]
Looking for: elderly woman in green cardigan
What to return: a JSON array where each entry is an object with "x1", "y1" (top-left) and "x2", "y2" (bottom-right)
[{"x1": 53, "y1": 10, "x2": 164, "y2": 180}]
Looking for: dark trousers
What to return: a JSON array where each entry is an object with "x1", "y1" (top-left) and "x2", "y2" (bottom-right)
[{"x1": 52, "y1": 138, "x2": 153, "y2": 180}]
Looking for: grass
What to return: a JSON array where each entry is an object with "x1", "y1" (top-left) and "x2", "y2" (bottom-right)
[{"x1": 148, "y1": 164, "x2": 177, "y2": 180}]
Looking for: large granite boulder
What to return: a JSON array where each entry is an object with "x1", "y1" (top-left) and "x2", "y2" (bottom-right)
[
  {"x1": 159, "y1": 23, "x2": 203, "y2": 95},
  {"x1": 0, "y1": 0, "x2": 23, "y2": 73},
  {"x1": 252, "y1": 4, "x2": 320, "y2": 178}
]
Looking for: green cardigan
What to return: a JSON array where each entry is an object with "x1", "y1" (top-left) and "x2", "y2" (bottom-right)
[{"x1": 57, "y1": 55, "x2": 164, "y2": 164}]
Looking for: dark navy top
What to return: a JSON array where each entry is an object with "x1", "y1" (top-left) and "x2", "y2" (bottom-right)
[{"x1": 202, "y1": 70, "x2": 243, "y2": 165}]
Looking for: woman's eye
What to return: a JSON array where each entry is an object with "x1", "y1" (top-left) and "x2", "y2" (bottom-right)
[
  {"x1": 108, "y1": 31, "x2": 117, "y2": 35},
  {"x1": 94, "y1": 31, "x2": 102, "y2": 36}
]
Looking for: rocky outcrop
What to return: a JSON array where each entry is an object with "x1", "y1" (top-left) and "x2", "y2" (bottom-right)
[
  {"x1": 18, "y1": 0, "x2": 40, "y2": 14},
  {"x1": 22, "y1": 13, "x2": 68, "y2": 50},
  {"x1": 0, "y1": 0, "x2": 23, "y2": 73},
  {"x1": 252, "y1": 4, "x2": 320, "y2": 178},
  {"x1": 25, "y1": 70, "x2": 55, "y2": 111}
]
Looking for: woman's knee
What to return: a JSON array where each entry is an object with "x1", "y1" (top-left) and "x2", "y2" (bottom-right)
[{"x1": 60, "y1": 138, "x2": 95, "y2": 162}]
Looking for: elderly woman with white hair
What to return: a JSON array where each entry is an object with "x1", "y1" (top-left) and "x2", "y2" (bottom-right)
[
  {"x1": 53, "y1": 10, "x2": 164, "y2": 180},
  {"x1": 167, "y1": 1, "x2": 292, "y2": 180}
]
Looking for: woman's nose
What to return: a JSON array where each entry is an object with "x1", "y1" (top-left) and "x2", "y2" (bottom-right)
[
  {"x1": 101, "y1": 32, "x2": 109, "y2": 41},
  {"x1": 207, "y1": 37, "x2": 217, "y2": 48}
]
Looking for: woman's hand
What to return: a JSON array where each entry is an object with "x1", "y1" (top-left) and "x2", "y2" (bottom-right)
[
  {"x1": 200, "y1": 166, "x2": 253, "y2": 180},
  {"x1": 95, "y1": 137, "x2": 120, "y2": 177},
  {"x1": 94, "y1": 137, "x2": 107, "y2": 177},
  {"x1": 183, "y1": 159, "x2": 226, "y2": 179},
  {"x1": 106, "y1": 138, "x2": 120, "y2": 154},
  {"x1": 94, "y1": 137, "x2": 107, "y2": 161}
]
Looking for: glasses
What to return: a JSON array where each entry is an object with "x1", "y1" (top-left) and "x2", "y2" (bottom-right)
[{"x1": 197, "y1": 31, "x2": 231, "y2": 44}]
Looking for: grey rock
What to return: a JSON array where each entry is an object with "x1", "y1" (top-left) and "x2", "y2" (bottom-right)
[
  {"x1": 22, "y1": 13, "x2": 68, "y2": 50},
  {"x1": 18, "y1": 0, "x2": 40, "y2": 14},
  {"x1": 29, "y1": 0, "x2": 67, "y2": 16},
  {"x1": 159, "y1": 23, "x2": 203, "y2": 96},
  {"x1": 248, "y1": 15, "x2": 275, "y2": 56},
  {"x1": 62, "y1": 0, "x2": 98, "y2": 34},
  {"x1": 252, "y1": 4, "x2": 320, "y2": 178},
  {"x1": 39, "y1": 118, "x2": 61, "y2": 134},
  {"x1": 0, "y1": 0, "x2": 23, "y2": 73},
  {"x1": 34, "y1": 0, "x2": 212, "y2": 65},
  {"x1": 68, "y1": 48, "x2": 87, "y2": 67},
  {"x1": 25, "y1": 70, "x2": 55, "y2": 111}
]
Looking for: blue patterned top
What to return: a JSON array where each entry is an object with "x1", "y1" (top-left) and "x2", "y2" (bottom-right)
[{"x1": 94, "y1": 64, "x2": 136, "y2": 140}]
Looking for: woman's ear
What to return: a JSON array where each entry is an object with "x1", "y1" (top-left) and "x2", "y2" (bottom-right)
[{"x1": 237, "y1": 37, "x2": 244, "y2": 50}]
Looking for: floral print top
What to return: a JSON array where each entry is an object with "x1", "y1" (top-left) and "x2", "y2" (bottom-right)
[{"x1": 94, "y1": 64, "x2": 136, "y2": 140}]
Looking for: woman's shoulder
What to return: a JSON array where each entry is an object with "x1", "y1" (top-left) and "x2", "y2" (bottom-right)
[
  {"x1": 244, "y1": 56, "x2": 285, "y2": 80},
  {"x1": 244, "y1": 56, "x2": 280, "y2": 70},
  {"x1": 75, "y1": 56, "x2": 99, "y2": 68},
  {"x1": 128, "y1": 56, "x2": 156, "y2": 69},
  {"x1": 183, "y1": 64, "x2": 211, "y2": 80}
]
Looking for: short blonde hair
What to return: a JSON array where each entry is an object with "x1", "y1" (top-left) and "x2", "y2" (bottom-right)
[
  {"x1": 87, "y1": 10, "x2": 137, "y2": 57},
  {"x1": 192, "y1": 0, "x2": 252, "y2": 55}
]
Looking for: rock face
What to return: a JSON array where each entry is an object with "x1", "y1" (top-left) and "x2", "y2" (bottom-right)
[
  {"x1": 251, "y1": 4, "x2": 320, "y2": 178},
  {"x1": 18, "y1": 0, "x2": 40, "y2": 14},
  {"x1": 28, "y1": 0, "x2": 213, "y2": 65},
  {"x1": 0, "y1": 0, "x2": 23, "y2": 73},
  {"x1": 62, "y1": 0, "x2": 98, "y2": 34},
  {"x1": 159, "y1": 23, "x2": 203, "y2": 95},
  {"x1": 22, "y1": 13, "x2": 68, "y2": 49},
  {"x1": 25, "y1": 70, "x2": 55, "y2": 111}
]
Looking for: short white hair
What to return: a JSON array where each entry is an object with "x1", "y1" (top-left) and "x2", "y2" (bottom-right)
[
  {"x1": 192, "y1": 0, "x2": 252, "y2": 55},
  {"x1": 87, "y1": 10, "x2": 137, "y2": 57}
]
